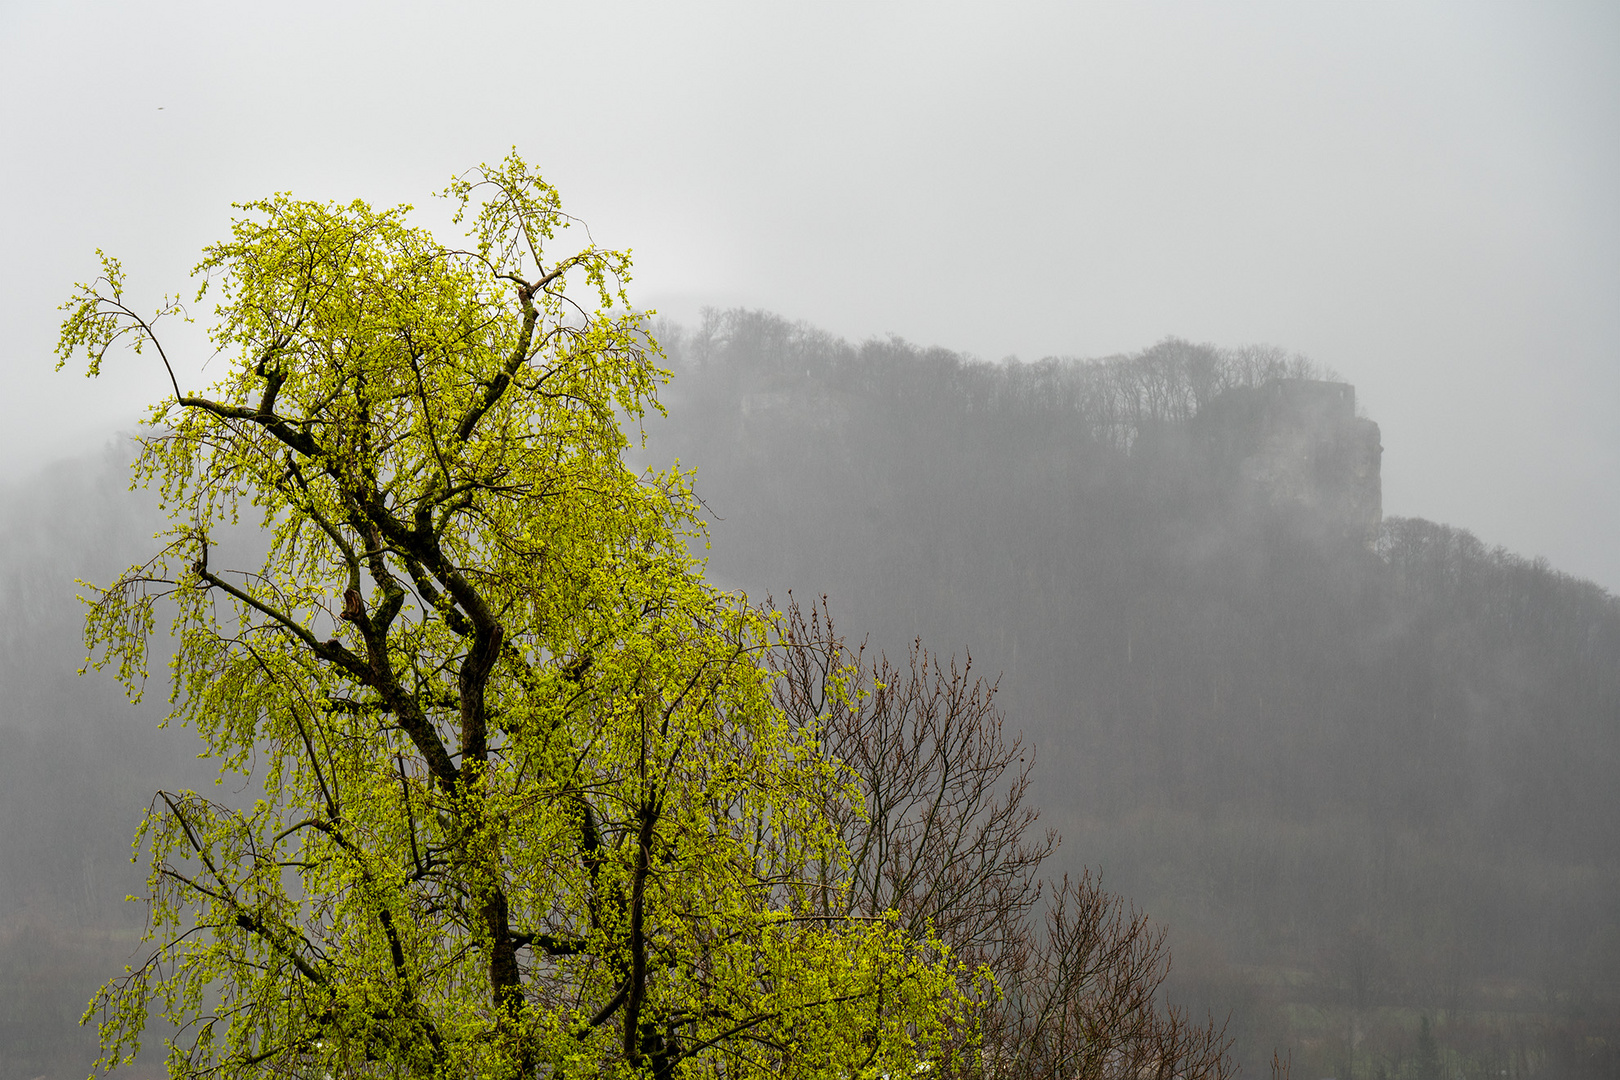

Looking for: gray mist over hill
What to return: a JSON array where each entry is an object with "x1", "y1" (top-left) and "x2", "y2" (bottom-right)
[
  {"x1": 635, "y1": 312, "x2": 1620, "y2": 1077},
  {"x1": 3, "y1": 314, "x2": 1618, "y2": 1077},
  {"x1": 3, "y1": 3, "x2": 1619, "y2": 591},
  {"x1": 4, "y1": 6, "x2": 1619, "y2": 1078}
]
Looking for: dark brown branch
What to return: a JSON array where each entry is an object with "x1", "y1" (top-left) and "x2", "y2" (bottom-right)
[
  {"x1": 623, "y1": 791, "x2": 660, "y2": 1063},
  {"x1": 579, "y1": 977, "x2": 631, "y2": 1035},
  {"x1": 510, "y1": 932, "x2": 589, "y2": 956},
  {"x1": 177, "y1": 394, "x2": 321, "y2": 457},
  {"x1": 191, "y1": 561, "x2": 361, "y2": 676},
  {"x1": 453, "y1": 282, "x2": 538, "y2": 443}
]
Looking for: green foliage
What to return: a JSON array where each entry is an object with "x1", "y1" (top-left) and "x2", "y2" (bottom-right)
[{"x1": 57, "y1": 154, "x2": 974, "y2": 1080}]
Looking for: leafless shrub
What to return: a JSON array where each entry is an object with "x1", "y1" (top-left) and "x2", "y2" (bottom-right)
[{"x1": 772, "y1": 596, "x2": 1234, "y2": 1080}]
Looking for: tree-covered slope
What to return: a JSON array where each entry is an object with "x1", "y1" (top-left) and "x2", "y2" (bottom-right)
[
  {"x1": 640, "y1": 309, "x2": 1620, "y2": 1078},
  {"x1": 4, "y1": 309, "x2": 1616, "y2": 1078}
]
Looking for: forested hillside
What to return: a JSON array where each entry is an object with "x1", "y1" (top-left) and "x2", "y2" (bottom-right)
[
  {"x1": 639, "y1": 310, "x2": 1620, "y2": 1079},
  {"x1": 0, "y1": 448, "x2": 212, "y2": 1079},
  {"x1": 3, "y1": 312, "x2": 1616, "y2": 1078}
]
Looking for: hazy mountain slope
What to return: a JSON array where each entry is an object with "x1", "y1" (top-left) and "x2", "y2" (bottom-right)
[
  {"x1": 639, "y1": 309, "x2": 1620, "y2": 1078},
  {"x1": 3, "y1": 314, "x2": 1616, "y2": 1078},
  {"x1": 0, "y1": 445, "x2": 214, "y2": 1080}
]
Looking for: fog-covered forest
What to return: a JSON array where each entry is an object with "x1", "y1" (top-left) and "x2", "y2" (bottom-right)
[
  {"x1": 3, "y1": 311, "x2": 1617, "y2": 1079},
  {"x1": 640, "y1": 311, "x2": 1620, "y2": 1078}
]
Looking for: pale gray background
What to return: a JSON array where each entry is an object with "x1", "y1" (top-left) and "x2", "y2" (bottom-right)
[{"x1": 3, "y1": 2, "x2": 1616, "y2": 590}]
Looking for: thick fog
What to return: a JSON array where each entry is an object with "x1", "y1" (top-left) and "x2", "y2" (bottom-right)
[{"x1": 3, "y1": 5, "x2": 1619, "y2": 1079}]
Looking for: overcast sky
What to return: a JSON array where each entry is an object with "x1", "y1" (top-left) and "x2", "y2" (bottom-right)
[{"x1": 3, "y1": 2, "x2": 1617, "y2": 591}]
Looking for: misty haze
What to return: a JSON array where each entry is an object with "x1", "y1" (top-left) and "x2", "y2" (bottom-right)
[
  {"x1": 3, "y1": 5, "x2": 1617, "y2": 1080},
  {"x1": 5, "y1": 311, "x2": 1616, "y2": 1078}
]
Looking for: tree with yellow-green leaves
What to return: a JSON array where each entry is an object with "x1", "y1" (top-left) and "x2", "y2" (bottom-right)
[{"x1": 57, "y1": 153, "x2": 975, "y2": 1080}]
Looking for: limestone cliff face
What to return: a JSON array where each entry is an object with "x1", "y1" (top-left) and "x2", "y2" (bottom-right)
[{"x1": 1192, "y1": 378, "x2": 1383, "y2": 543}]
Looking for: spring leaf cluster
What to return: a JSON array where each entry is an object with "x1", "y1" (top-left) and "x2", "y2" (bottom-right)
[{"x1": 57, "y1": 153, "x2": 972, "y2": 1080}]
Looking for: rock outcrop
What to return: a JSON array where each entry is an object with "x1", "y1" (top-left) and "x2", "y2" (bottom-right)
[{"x1": 1193, "y1": 378, "x2": 1382, "y2": 543}]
